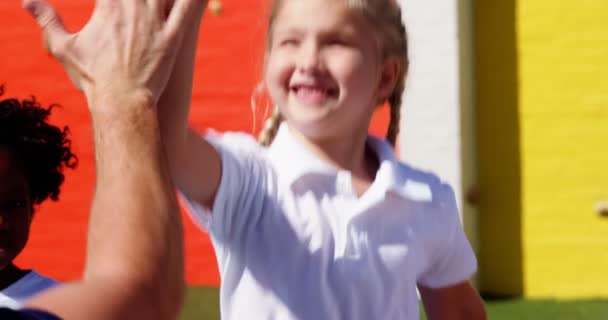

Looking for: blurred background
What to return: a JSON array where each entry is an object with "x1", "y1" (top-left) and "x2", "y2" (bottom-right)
[{"x1": 1, "y1": 0, "x2": 607, "y2": 319}]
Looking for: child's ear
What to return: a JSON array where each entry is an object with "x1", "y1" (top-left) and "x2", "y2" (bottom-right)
[{"x1": 377, "y1": 56, "x2": 400, "y2": 101}]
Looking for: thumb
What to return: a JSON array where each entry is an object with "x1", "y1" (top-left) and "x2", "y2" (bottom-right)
[{"x1": 23, "y1": 0, "x2": 70, "y2": 58}]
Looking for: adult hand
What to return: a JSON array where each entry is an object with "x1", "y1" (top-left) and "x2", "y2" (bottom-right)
[{"x1": 24, "y1": 0, "x2": 202, "y2": 109}]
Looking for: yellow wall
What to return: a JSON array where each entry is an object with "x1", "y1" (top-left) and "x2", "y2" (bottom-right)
[
  {"x1": 476, "y1": 0, "x2": 608, "y2": 298},
  {"x1": 519, "y1": 0, "x2": 608, "y2": 298}
]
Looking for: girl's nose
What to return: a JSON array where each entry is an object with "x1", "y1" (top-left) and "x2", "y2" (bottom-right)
[{"x1": 297, "y1": 41, "x2": 324, "y2": 75}]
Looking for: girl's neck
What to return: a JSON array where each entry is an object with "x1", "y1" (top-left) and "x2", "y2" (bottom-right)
[
  {"x1": 0, "y1": 263, "x2": 28, "y2": 290},
  {"x1": 288, "y1": 125, "x2": 380, "y2": 191}
]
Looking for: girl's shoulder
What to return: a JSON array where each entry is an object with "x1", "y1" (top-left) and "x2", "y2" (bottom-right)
[
  {"x1": 204, "y1": 129, "x2": 274, "y2": 166},
  {"x1": 205, "y1": 130, "x2": 263, "y2": 153},
  {"x1": 368, "y1": 135, "x2": 455, "y2": 204},
  {"x1": 391, "y1": 160, "x2": 457, "y2": 207}
]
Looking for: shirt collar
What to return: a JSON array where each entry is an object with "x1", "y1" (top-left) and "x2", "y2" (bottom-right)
[
  {"x1": 367, "y1": 135, "x2": 433, "y2": 202},
  {"x1": 268, "y1": 124, "x2": 337, "y2": 185},
  {"x1": 267, "y1": 124, "x2": 433, "y2": 202}
]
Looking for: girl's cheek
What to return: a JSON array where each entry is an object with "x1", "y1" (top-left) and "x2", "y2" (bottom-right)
[{"x1": 270, "y1": 57, "x2": 295, "y2": 85}]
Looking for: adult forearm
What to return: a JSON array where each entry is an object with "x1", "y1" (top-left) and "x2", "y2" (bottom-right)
[
  {"x1": 23, "y1": 0, "x2": 199, "y2": 317},
  {"x1": 86, "y1": 93, "x2": 184, "y2": 317}
]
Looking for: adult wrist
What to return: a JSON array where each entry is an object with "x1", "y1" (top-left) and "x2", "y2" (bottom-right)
[{"x1": 88, "y1": 89, "x2": 156, "y2": 121}]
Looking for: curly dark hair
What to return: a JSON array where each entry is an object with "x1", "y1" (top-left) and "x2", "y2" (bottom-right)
[{"x1": 0, "y1": 85, "x2": 78, "y2": 206}]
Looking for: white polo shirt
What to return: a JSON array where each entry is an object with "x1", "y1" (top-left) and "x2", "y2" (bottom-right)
[{"x1": 183, "y1": 124, "x2": 477, "y2": 320}]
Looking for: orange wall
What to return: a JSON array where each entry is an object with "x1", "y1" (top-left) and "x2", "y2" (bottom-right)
[{"x1": 0, "y1": 0, "x2": 391, "y2": 286}]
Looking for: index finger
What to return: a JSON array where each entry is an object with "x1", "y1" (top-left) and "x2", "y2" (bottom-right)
[{"x1": 163, "y1": 0, "x2": 204, "y2": 45}]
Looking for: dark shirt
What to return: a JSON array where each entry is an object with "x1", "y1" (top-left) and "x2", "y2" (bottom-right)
[{"x1": 0, "y1": 308, "x2": 61, "y2": 320}]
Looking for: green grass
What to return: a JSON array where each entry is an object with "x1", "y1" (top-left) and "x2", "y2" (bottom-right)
[
  {"x1": 180, "y1": 287, "x2": 608, "y2": 320},
  {"x1": 481, "y1": 299, "x2": 608, "y2": 320},
  {"x1": 180, "y1": 287, "x2": 220, "y2": 320}
]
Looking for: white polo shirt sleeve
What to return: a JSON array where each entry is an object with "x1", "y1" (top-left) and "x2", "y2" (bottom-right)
[
  {"x1": 417, "y1": 183, "x2": 477, "y2": 288},
  {"x1": 180, "y1": 131, "x2": 269, "y2": 248}
]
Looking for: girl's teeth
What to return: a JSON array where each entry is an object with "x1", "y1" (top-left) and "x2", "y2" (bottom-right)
[{"x1": 295, "y1": 87, "x2": 330, "y2": 104}]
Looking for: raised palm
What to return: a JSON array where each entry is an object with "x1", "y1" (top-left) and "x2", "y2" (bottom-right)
[{"x1": 24, "y1": 0, "x2": 204, "y2": 107}]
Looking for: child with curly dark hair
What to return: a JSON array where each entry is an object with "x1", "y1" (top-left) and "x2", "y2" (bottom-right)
[{"x1": 0, "y1": 85, "x2": 77, "y2": 308}]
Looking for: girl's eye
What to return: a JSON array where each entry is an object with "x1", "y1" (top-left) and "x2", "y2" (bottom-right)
[
  {"x1": 279, "y1": 39, "x2": 299, "y2": 47},
  {"x1": 327, "y1": 39, "x2": 346, "y2": 46},
  {"x1": 325, "y1": 36, "x2": 352, "y2": 47}
]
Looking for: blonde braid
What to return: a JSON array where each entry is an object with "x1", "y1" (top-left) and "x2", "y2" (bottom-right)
[
  {"x1": 377, "y1": 2, "x2": 408, "y2": 146},
  {"x1": 257, "y1": 107, "x2": 283, "y2": 146},
  {"x1": 386, "y1": 89, "x2": 402, "y2": 146}
]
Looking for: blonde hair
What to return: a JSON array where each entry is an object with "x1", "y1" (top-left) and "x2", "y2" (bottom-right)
[
  {"x1": 258, "y1": 0, "x2": 409, "y2": 147},
  {"x1": 257, "y1": 106, "x2": 283, "y2": 146}
]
